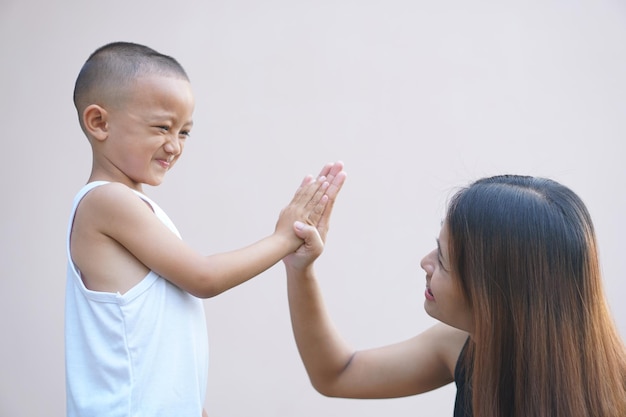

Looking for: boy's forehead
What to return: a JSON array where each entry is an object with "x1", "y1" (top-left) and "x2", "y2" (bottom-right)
[
  {"x1": 107, "y1": 70, "x2": 190, "y2": 93},
  {"x1": 120, "y1": 75, "x2": 195, "y2": 117},
  {"x1": 118, "y1": 74, "x2": 193, "y2": 99}
]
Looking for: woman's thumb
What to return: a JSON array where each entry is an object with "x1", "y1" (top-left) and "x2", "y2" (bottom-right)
[
  {"x1": 293, "y1": 221, "x2": 311, "y2": 239},
  {"x1": 294, "y1": 221, "x2": 322, "y2": 242}
]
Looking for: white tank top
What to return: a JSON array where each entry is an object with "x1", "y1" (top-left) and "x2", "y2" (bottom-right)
[{"x1": 65, "y1": 182, "x2": 208, "y2": 417}]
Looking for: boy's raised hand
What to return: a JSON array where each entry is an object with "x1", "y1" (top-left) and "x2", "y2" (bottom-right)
[
  {"x1": 314, "y1": 162, "x2": 345, "y2": 242},
  {"x1": 282, "y1": 162, "x2": 346, "y2": 270},
  {"x1": 275, "y1": 162, "x2": 346, "y2": 247}
]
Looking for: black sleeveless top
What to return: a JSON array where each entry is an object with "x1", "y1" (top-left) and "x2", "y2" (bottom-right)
[{"x1": 453, "y1": 338, "x2": 472, "y2": 417}]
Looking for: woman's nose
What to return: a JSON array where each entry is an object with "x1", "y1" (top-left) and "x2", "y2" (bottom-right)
[{"x1": 420, "y1": 249, "x2": 437, "y2": 275}]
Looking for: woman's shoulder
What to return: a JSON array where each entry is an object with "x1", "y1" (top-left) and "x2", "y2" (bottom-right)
[{"x1": 423, "y1": 323, "x2": 469, "y2": 375}]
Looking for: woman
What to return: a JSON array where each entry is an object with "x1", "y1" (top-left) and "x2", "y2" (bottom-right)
[{"x1": 284, "y1": 175, "x2": 626, "y2": 417}]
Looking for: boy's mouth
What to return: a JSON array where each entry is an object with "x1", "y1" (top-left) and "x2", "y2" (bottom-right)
[
  {"x1": 156, "y1": 156, "x2": 175, "y2": 168},
  {"x1": 157, "y1": 158, "x2": 171, "y2": 169}
]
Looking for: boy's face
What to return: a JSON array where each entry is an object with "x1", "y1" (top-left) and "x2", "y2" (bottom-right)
[{"x1": 102, "y1": 75, "x2": 195, "y2": 189}]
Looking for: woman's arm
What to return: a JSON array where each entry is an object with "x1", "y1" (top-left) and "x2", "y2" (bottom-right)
[{"x1": 284, "y1": 223, "x2": 468, "y2": 398}]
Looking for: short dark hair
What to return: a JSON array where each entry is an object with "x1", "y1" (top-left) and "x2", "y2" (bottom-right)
[{"x1": 73, "y1": 42, "x2": 189, "y2": 117}]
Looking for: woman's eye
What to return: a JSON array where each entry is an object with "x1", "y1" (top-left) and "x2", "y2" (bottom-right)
[
  {"x1": 437, "y1": 258, "x2": 450, "y2": 272},
  {"x1": 437, "y1": 255, "x2": 449, "y2": 272}
]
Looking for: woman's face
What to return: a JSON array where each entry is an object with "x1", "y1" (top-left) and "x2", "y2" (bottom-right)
[{"x1": 420, "y1": 222, "x2": 474, "y2": 333}]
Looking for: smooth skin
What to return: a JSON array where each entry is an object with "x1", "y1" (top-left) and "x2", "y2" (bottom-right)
[
  {"x1": 72, "y1": 72, "x2": 346, "y2": 417},
  {"x1": 284, "y1": 217, "x2": 469, "y2": 399},
  {"x1": 71, "y1": 73, "x2": 347, "y2": 299}
]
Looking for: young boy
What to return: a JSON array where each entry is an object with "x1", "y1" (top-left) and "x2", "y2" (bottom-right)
[{"x1": 65, "y1": 42, "x2": 346, "y2": 417}]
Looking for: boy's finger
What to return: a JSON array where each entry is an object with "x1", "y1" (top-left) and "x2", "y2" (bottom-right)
[
  {"x1": 307, "y1": 165, "x2": 346, "y2": 219},
  {"x1": 298, "y1": 174, "x2": 315, "y2": 188},
  {"x1": 313, "y1": 162, "x2": 343, "y2": 191},
  {"x1": 303, "y1": 162, "x2": 344, "y2": 208},
  {"x1": 315, "y1": 162, "x2": 335, "y2": 180},
  {"x1": 305, "y1": 192, "x2": 330, "y2": 227},
  {"x1": 317, "y1": 170, "x2": 347, "y2": 242},
  {"x1": 323, "y1": 161, "x2": 344, "y2": 183},
  {"x1": 290, "y1": 174, "x2": 326, "y2": 206},
  {"x1": 324, "y1": 170, "x2": 347, "y2": 200},
  {"x1": 291, "y1": 161, "x2": 342, "y2": 208},
  {"x1": 287, "y1": 162, "x2": 345, "y2": 228}
]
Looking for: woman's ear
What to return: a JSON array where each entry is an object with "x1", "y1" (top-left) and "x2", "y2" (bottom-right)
[{"x1": 83, "y1": 104, "x2": 109, "y2": 141}]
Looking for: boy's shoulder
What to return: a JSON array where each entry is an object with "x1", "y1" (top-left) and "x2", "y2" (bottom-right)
[
  {"x1": 81, "y1": 181, "x2": 141, "y2": 203},
  {"x1": 77, "y1": 182, "x2": 152, "y2": 223},
  {"x1": 71, "y1": 181, "x2": 160, "y2": 293}
]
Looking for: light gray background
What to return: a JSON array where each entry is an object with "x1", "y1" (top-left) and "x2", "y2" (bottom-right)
[{"x1": 1, "y1": 1, "x2": 625, "y2": 416}]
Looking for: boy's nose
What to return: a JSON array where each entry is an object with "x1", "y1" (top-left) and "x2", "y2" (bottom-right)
[{"x1": 164, "y1": 136, "x2": 182, "y2": 155}]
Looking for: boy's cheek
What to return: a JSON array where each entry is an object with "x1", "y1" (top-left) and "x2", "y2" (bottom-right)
[{"x1": 171, "y1": 155, "x2": 182, "y2": 169}]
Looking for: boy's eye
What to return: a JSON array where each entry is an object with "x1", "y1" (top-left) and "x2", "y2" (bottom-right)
[
  {"x1": 180, "y1": 130, "x2": 191, "y2": 138},
  {"x1": 157, "y1": 126, "x2": 169, "y2": 132}
]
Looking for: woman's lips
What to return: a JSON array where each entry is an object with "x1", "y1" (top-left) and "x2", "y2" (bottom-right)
[{"x1": 425, "y1": 287, "x2": 435, "y2": 301}]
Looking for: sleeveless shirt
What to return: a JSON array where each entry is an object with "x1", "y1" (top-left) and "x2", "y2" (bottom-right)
[
  {"x1": 65, "y1": 182, "x2": 208, "y2": 417},
  {"x1": 453, "y1": 337, "x2": 472, "y2": 417}
]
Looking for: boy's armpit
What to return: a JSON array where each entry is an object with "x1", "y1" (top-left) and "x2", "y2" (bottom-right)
[{"x1": 70, "y1": 183, "x2": 183, "y2": 294}]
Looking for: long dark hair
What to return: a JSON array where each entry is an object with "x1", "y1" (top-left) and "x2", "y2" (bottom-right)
[{"x1": 446, "y1": 175, "x2": 626, "y2": 417}]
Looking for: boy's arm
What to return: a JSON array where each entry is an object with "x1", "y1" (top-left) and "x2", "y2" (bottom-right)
[
  {"x1": 283, "y1": 201, "x2": 467, "y2": 399},
  {"x1": 72, "y1": 162, "x2": 345, "y2": 298}
]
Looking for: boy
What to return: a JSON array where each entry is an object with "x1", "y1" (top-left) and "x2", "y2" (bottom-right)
[{"x1": 65, "y1": 42, "x2": 346, "y2": 417}]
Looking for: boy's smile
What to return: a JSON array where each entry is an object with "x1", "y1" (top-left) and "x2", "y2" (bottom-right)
[{"x1": 93, "y1": 75, "x2": 195, "y2": 191}]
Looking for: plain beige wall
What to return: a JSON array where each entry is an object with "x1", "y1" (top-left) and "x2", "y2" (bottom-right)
[{"x1": 1, "y1": 0, "x2": 625, "y2": 416}]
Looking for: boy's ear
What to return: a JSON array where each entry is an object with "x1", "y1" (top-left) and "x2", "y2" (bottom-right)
[{"x1": 83, "y1": 104, "x2": 109, "y2": 141}]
